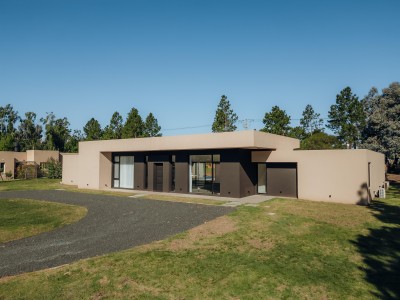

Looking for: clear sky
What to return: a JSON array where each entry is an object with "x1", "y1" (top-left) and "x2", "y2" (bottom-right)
[{"x1": 1, "y1": 0, "x2": 399, "y2": 135}]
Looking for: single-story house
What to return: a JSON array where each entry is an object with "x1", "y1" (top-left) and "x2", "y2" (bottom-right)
[
  {"x1": 0, "y1": 150, "x2": 60, "y2": 179},
  {"x1": 61, "y1": 130, "x2": 385, "y2": 204}
]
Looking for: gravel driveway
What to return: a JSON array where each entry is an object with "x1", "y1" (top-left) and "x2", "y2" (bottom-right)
[{"x1": 0, "y1": 190, "x2": 234, "y2": 277}]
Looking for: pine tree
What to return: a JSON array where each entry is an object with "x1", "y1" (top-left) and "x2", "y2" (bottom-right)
[
  {"x1": 83, "y1": 118, "x2": 102, "y2": 141},
  {"x1": 261, "y1": 106, "x2": 291, "y2": 135},
  {"x1": 211, "y1": 95, "x2": 238, "y2": 132},
  {"x1": 143, "y1": 113, "x2": 162, "y2": 137},
  {"x1": 300, "y1": 104, "x2": 324, "y2": 136},
  {"x1": 122, "y1": 107, "x2": 144, "y2": 138},
  {"x1": 103, "y1": 112, "x2": 123, "y2": 140},
  {"x1": 327, "y1": 87, "x2": 365, "y2": 149}
]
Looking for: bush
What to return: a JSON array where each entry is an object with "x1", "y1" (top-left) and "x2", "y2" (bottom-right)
[
  {"x1": 16, "y1": 164, "x2": 38, "y2": 179},
  {"x1": 5, "y1": 171, "x2": 13, "y2": 179},
  {"x1": 46, "y1": 158, "x2": 62, "y2": 179}
]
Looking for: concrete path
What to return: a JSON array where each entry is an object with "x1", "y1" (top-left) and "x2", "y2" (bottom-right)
[
  {"x1": 0, "y1": 190, "x2": 234, "y2": 277},
  {"x1": 99, "y1": 188, "x2": 276, "y2": 207}
]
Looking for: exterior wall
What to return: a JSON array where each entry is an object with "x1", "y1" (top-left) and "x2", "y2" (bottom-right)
[
  {"x1": 252, "y1": 149, "x2": 386, "y2": 204},
  {"x1": 26, "y1": 150, "x2": 60, "y2": 164},
  {"x1": 99, "y1": 152, "x2": 112, "y2": 189},
  {"x1": 366, "y1": 150, "x2": 386, "y2": 198},
  {"x1": 61, "y1": 153, "x2": 79, "y2": 185},
  {"x1": 63, "y1": 131, "x2": 385, "y2": 204},
  {"x1": 0, "y1": 151, "x2": 26, "y2": 177},
  {"x1": 133, "y1": 153, "x2": 146, "y2": 190},
  {"x1": 75, "y1": 130, "x2": 296, "y2": 193},
  {"x1": 175, "y1": 154, "x2": 189, "y2": 193}
]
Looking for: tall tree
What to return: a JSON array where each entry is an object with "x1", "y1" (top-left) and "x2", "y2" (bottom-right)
[
  {"x1": 261, "y1": 106, "x2": 291, "y2": 135},
  {"x1": 212, "y1": 95, "x2": 238, "y2": 132},
  {"x1": 83, "y1": 118, "x2": 102, "y2": 141},
  {"x1": 0, "y1": 104, "x2": 19, "y2": 151},
  {"x1": 143, "y1": 113, "x2": 162, "y2": 137},
  {"x1": 361, "y1": 82, "x2": 400, "y2": 159},
  {"x1": 327, "y1": 87, "x2": 365, "y2": 149},
  {"x1": 65, "y1": 130, "x2": 84, "y2": 153},
  {"x1": 122, "y1": 107, "x2": 144, "y2": 138},
  {"x1": 103, "y1": 112, "x2": 123, "y2": 140},
  {"x1": 41, "y1": 112, "x2": 71, "y2": 151},
  {"x1": 16, "y1": 112, "x2": 43, "y2": 151},
  {"x1": 300, "y1": 104, "x2": 324, "y2": 136}
]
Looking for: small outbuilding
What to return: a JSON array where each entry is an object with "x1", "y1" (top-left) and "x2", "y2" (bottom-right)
[
  {"x1": 0, "y1": 150, "x2": 60, "y2": 179},
  {"x1": 61, "y1": 130, "x2": 385, "y2": 204}
]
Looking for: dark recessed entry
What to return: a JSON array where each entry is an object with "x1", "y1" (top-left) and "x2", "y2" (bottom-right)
[
  {"x1": 154, "y1": 163, "x2": 163, "y2": 192},
  {"x1": 266, "y1": 163, "x2": 297, "y2": 198}
]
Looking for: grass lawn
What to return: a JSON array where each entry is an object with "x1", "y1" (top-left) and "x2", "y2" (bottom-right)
[
  {"x1": 0, "y1": 198, "x2": 87, "y2": 243},
  {"x1": 0, "y1": 183, "x2": 399, "y2": 298},
  {"x1": 0, "y1": 178, "x2": 227, "y2": 206},
  {"x1": 0, "y1": 178, "x2": 62, "y2": 191}
]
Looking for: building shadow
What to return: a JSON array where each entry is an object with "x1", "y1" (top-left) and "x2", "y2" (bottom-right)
[{"x1": 353, "y1": 182, "x2": 400, "y2": 299}]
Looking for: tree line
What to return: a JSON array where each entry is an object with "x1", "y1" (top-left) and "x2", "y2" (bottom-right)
[
  {"x1": 211, "y1": 82, "x2": 400, "y2": 162},
  {"x1": 1, "y1": 81, "x2": 398, "y2": 162},
  {"x1": 0, "y1": 107, "x2": 161, "y2": 153}
]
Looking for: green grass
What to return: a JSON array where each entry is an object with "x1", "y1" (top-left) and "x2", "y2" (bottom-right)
[
  {"x1": 0, "y1": 178, "x2": 62, "y2": 191},
  {"x1": 1, "y1": 184, "x2": 399, "y2": 299},
  {"x1": 0, "y1": 179, "x2": 226, "y2": 206},
  {"x1": 0, "y1": 198, "x2": 87, "y2": 243}
]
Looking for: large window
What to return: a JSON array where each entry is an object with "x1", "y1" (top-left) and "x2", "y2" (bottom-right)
[
  {"x1": 189, "y1": 154, "x2": 220, "y2": 195},
  {"x1": 113, "y1": 155, "x2": 134, "y2": 189}
]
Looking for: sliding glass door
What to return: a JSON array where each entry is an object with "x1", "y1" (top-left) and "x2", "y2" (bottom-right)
[
  {"x1": 189, "y1": 154, "x2": 220, "y2": 195},
  {"x1": 113, "y1": 155, "x2": 134, "y2": 189}
]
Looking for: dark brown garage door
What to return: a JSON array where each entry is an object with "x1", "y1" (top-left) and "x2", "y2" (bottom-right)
[{"x1": 266, "y1": 163, "x2": 297, "y2": 198}]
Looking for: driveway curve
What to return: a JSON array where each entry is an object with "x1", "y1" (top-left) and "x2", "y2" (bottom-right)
[{"x1": 0, "y1": 190, "x2": 234, "y2": 277}]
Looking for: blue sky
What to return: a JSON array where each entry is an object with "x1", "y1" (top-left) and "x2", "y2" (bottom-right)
[{"x1": 1, "y1": 0, "x2": 399, "y2": 135}]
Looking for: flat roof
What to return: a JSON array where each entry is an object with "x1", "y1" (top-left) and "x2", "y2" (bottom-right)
[{"x1": 78, "y1": 130, "x2": 300, "y2": 152}]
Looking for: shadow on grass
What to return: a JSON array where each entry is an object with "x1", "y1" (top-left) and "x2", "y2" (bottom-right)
[{"x1": 354, "y1": 182, "x2": 400, "y2": 299}]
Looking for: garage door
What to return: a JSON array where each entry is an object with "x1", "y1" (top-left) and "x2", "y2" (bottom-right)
[{"x1": 266, "y1": 163, "x2": 297, "y2": 198}]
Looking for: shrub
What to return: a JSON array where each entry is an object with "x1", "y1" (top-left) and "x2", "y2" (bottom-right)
[
  {"x1": 16, "y1": 164, "x2": 38, "y2": 179},
  {"x1": 5, "y1": 171, "x2": 13, "y2": 179},
  {"x1": 46, "y1": 158, "x2": 62, "y2": 179}
]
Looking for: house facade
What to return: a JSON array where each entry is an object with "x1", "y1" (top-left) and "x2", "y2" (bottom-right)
[{"x1": 61, "y1": 131, "x2": 385, "y2": 204}]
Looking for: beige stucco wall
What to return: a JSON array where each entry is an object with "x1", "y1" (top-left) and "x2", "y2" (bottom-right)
[
  {"x1": 99, "y1": 152, "x2": 112, "y2": 189},
  {"x1": 61, "y1": 153, "x2": 79, "y2": 185},
  {"x1": 75, "y1": 131, "x2": 299, "y2": 190},
  {"x1": 0, "y1": 151, "x2": 26, "y2": 177},
  {"x1": 252, "y1": 149, "x2": 385, "y2": 204},
  {"x1": 63, "y1": 131, "x2": 385, "y2": 204},
  {"x1": 26, "y1": 150, "x2": 60, "y2": 163}
]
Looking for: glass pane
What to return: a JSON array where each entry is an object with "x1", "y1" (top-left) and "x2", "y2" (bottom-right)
[
  {"x1": 120, "y1": 156, "x2": 134, "y2": 189},
  {"x1": 213, "y1": 154, "x2": 220, "y2": 162},
  {"x1": 114, "y1": 163, "x2": 119, "y2": 179},
  {"x1": 258, "y1": 164, "x2": 266, "y2": 194},
  {"x1": 114, "y1": 179, "x2": 120, "y2": 188},
  {"x1": 114, "y1": 156, "x2": 120, "y2": 163}
]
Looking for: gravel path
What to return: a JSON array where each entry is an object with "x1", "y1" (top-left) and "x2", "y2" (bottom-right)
[{"x1": 0, "y1": 190, "x2": 234, "y2": 277}]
